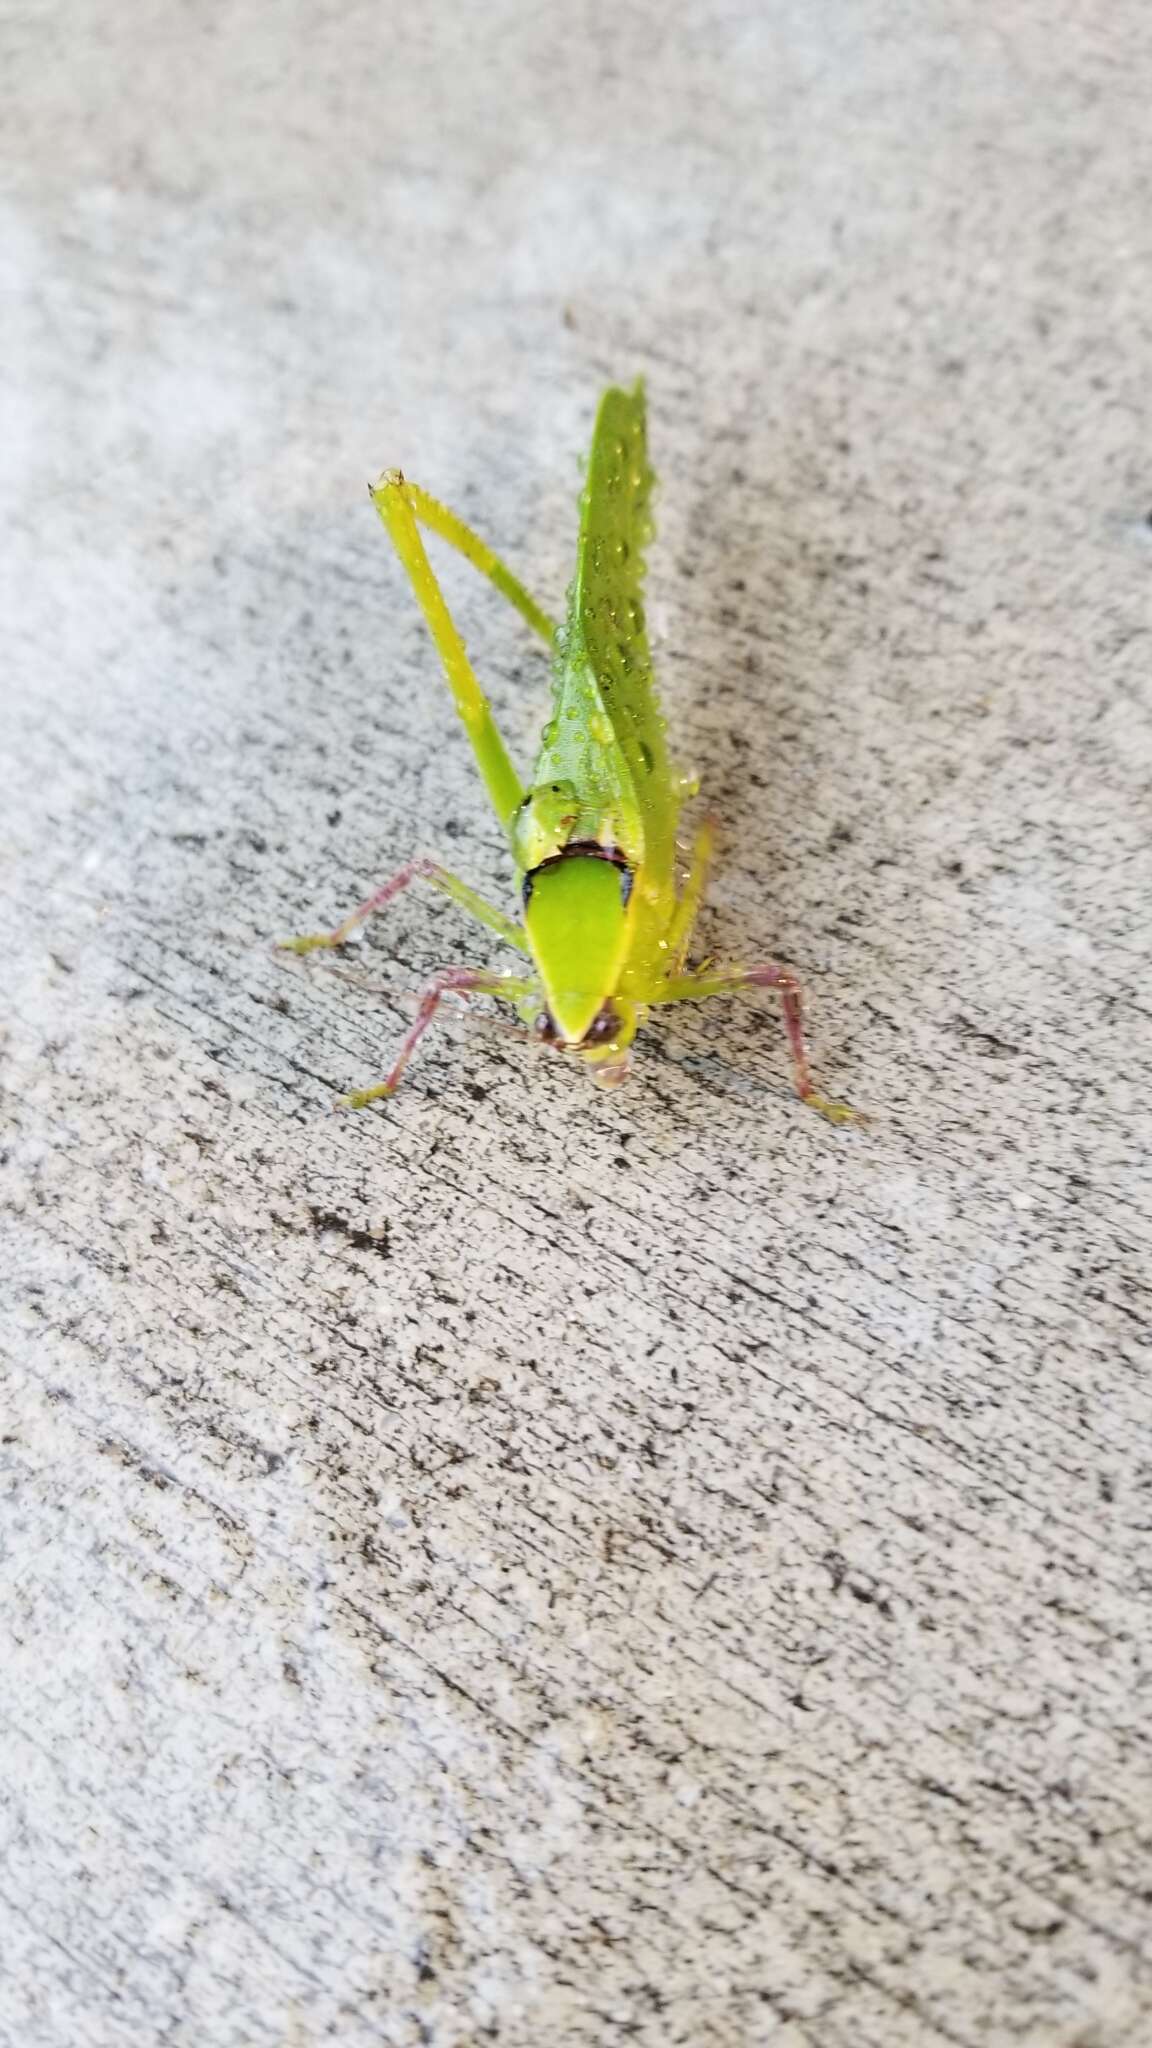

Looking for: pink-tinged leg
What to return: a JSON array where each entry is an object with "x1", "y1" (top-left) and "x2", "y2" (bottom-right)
[
  {"x1": 744, "y1": 963, "x2": 815, "y2": 1101},
  {"x1": 279, "y1": 858, "x2": 526, "y2": 954},
  {"x1": 337, "y1": 968, "x2": 535, "y2": 1109},
  {"x1": 643, "y1": 961, "x2": 864, "y2": 1125}
]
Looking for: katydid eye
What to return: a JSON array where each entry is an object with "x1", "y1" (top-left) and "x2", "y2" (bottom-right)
[
  {"x1": 582, "y1": 1004, "x2": 619, "y2": 1047},
  {"x1": 535, "y1": 1010, "x2": 560, "y2": 1044}
]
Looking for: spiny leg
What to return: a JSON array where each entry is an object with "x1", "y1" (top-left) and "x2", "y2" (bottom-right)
[
  {"x1": 390, "y1": 477, "x2": 557, "y2": 645},
  {"x1": 283, "y1": 478, "x2": 539, "y2": 965},
  {"x1": 371, "y1": 474, "x2": 526, "y2": 836},
  {"x1": 643, "y1": 961, "x2": 863, "y2": 1125},
  {"x1": 279, "y1": 856, "x2": 527, "y2": 955},
  {"x1": 337, "y1": 967, "x2": 536, "y2": 1109}
]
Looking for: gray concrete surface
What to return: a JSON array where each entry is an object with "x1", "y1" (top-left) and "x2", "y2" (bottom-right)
[{"x1": 3, "y1": 4, "x2": 1151, "y2": 2044}]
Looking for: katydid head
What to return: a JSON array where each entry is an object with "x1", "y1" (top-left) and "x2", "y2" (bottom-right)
[{"x1": 522, "y1": 849, "x2": 639, "y2": 1081}]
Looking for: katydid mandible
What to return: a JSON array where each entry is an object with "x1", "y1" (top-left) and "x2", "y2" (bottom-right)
[{"x1": 282, "y1": 382, "x2": 858, "y2": 1120}]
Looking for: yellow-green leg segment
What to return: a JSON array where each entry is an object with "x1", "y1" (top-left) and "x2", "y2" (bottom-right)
[{"x1": 279, "y1": 856, "x2": 527, "y2": 955}]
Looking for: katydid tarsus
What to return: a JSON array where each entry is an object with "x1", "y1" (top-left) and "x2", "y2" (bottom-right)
[{"x1": 282, "y1": 382, "x2": 859, "y2": 1120}]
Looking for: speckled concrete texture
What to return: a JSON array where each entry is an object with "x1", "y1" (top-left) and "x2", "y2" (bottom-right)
[{"x1": 3, "y1": 4, "x2": 1151, "y2": 2044}]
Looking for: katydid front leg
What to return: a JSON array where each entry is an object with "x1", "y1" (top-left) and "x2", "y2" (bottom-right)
[
  {"x1": 337, "y1": 967, "x2": 536, "y2": 1109},
  {"x1": 645, "y1": 961, "x2": 863, "y2": 1124},
  {"x1": 279, "y1": 856, "x2": 527, "y2": 955}
]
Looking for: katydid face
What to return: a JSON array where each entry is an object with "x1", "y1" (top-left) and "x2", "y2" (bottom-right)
[{"x1": 522, "y1": 851, "x2": 640, "y2": 1071}]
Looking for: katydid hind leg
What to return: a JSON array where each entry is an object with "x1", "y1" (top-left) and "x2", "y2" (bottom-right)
[
  {"x1": 395, "y1": 477, "x2": 557, "y2": 645},
  {"x1": 372, "y1": 474, "x2": 526, "y2": 838}
]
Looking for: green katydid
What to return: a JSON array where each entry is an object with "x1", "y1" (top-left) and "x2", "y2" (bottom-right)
[{"x1": 282, "y1": 382, "x2": 858, "y2": 1120}]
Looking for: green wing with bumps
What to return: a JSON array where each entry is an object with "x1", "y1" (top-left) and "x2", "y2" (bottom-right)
[{"x1": 528, "y1": 382, "x2": 676, "y2": 874}]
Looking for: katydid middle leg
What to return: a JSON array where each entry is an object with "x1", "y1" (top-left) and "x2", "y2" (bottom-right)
[
  {"x1": 664, "y1": 815, "x2": 717, "y2": 971},
  {"x1": 279, "y1": 857, "x2": 527, "y2": 955},
  {"x1": 644, "y1": 961, "x2": 862, "y2": 1124}
]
